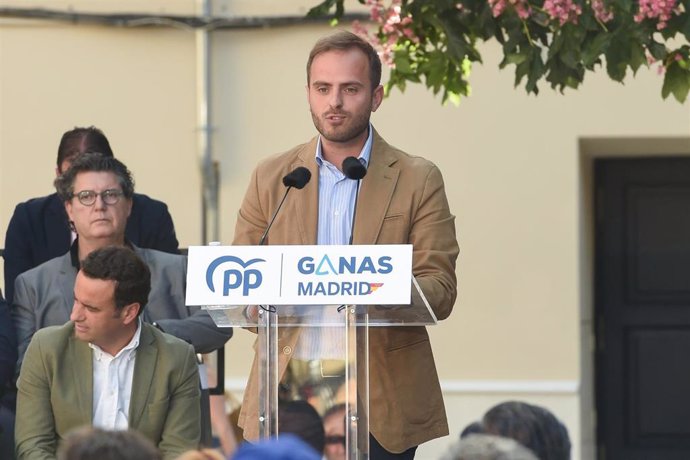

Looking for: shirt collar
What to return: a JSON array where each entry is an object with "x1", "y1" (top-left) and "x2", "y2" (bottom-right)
[{"x1": 315, "y1": 123, "x2": 373, "y2": 169}]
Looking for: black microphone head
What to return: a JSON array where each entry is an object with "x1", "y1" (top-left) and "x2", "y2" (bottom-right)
[
  {"x1": 282, "y1": 167, "x2": 312, "y2": 189},
  {"x1": 342, "y1": 156, "x2": 367, "y2": 180}
]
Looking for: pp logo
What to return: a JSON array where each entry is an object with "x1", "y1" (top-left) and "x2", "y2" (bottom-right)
[{"x1": 205, "y1": 256, "x2": 265, "y2": 296}]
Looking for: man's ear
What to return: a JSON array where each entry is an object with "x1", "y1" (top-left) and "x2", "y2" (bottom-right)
[
  {"x1": 121, "y1": 303, "x2": 141, "y2": 324},
  {"x1": 371, "y1": 85, "x2": 384, "y2": 112}
]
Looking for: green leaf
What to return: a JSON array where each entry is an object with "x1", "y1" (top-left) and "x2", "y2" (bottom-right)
[
  {"x1": 629, "y1": 42, "x2": 647, "y2": 74},
  {"x1": 662, "y1": 62, "x2": 690, "y2": 102},
  {"x1": 438, "y1": 16, "x2": 472, "y2": 62},
  {"x1": 560, "y1": 50, "x2": 579, "y2": 69},
  {"x1": 647, "y1": 40, "x2": 667, "y2": 61},
  {"x1": 618, "y1": 0, "x2": 634, "y2": 13},
  {"x1": 503, "y1": 53, "x2": 529, "y2": 65},
  {"x1": 549, "y1": 32, "x2": 565, "y2": 58},
  {"x1": 443, "y1": 90, "x2": 462, "y2": 106},
  {"x1": 582, "y1": 33, "x2": 611, "y2": 67},
  {"x1": 606, "y1": 34, "x2": 631, "y2": 81},
  {"x1": 394, "y1": 54, "x2": 415, "y2": 75},
  {"x1": 526, "y1": 49, "x2": 545, "y2": 94},
  {"x1": 514, "y1": 54, "x2": 531, "y2": 88},
  {"x1": 427, "y1": 61, "x2": 446, "y2": 92},
  {"x1": 680, "y1": 13, "x2": 690, "y2": 41},
  {"x1": 306, "y1": 0, "x2": 339, "y2": 18}
]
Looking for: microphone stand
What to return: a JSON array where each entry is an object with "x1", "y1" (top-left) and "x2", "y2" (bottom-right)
[
  {"x1": 348, "y1": 179, "x2": 362, "y2": 245},
  {"x1": 340, "y1": 156, "x2": 367, "y2": 311},
  {"x1": 259, "y1": 186, "x2": 293, "y2": 246}
]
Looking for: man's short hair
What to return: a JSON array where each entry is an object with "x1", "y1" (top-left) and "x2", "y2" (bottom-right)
[
  {"x1": 80, "y1": 246, "x2": 151, "y2": 316},
  {"x1": 441, "y1": 434, "x2": 539, "y2": 460},
  {"x1": 58, "y1": 427, "x2": 161, "y2": 460},
  {"x1": 482, "y1": 401, "x2": 571, "y2": 460},
  {"x1": 57, "y1": 126, "x2": 114, "y2": 169},
  {"x1": 306, "y1": 30, "x2": 382, "y2": 90},
  {"x1": 278, "y1": 400, "x2": 325, "y2": 455},
  {"x1": 323, "y1": 402, "x2": 346, "y2": 423},
  {"x1": 54, "y1": 153, "x2": 135, "y2": 202}
]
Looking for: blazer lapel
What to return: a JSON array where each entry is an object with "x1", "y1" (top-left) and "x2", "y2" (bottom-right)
[
  {"x1": 69, "y1": 333, "x2": 93, "y2": 425},
  {"x1": 58, "y1": 254, "x2": 77, "y2": 319},
  {"x1": 294, "y1": 140, "x2": 320, "y2": 245},
  {"x1": 354, "y1": 132, "x2": 399, "y2": 244},
  {"x1": 129, "y1": 325, "x2": 158, "y2": 429}
]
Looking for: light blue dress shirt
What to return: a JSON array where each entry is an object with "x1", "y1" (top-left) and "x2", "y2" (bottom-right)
[
  {"x1": 292, "y1": 126, "x2": 374, "y2": 360},
  {"x1": 315, "y1": 126, "x2": 373, "y2": 246}
]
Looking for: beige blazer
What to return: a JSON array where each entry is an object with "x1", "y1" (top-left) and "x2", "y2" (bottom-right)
[
  {"x1": 233, "y1": 129, "x2": 459, "y2": 453},
  {"x1": 15, "y1": 322, "x2": 201, "y2": 460}
]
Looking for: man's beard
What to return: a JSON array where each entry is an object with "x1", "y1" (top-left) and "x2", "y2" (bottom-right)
[{"x1": 311, "y1": 109, "x2": 371, "y2": 144}]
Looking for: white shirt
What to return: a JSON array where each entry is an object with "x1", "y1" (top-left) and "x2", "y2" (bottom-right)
[{"x1": 90, "y1": 320, "x2": 142, "y2": 430}]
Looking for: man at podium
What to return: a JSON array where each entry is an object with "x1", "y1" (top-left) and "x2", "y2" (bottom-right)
[{"x1": 233, "y1": 30, "x2": 459, "y2": 459}]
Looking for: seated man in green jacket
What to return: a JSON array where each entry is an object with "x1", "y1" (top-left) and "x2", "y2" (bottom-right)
[{"x1": 15, "y1": 246, "x2": 201, "y2": 460}]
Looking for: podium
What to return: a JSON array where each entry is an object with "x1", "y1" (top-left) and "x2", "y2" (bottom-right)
[{"x1": 186, "y1": 245, "x2": 437, "y2": 459}]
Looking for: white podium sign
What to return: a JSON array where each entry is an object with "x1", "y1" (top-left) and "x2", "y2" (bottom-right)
[{"x1": 185, "y1": 244, "x2": 412, "y2": 306}]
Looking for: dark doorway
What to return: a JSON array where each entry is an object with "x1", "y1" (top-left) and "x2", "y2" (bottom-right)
[{"x1": 596, "y1": 157, "x2": 690, "y2": 460}]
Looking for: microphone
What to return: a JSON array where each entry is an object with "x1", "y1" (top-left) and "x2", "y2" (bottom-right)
[
  {"x1": 342, "y1": 156, "x2": 367, "y2": 180},
  {"x1": 258, "y1": 166, "x2": 311, "y2": 245},
  {"x1": 282, "y1": 166, "x2": 311, "y2": 189},
  {"x1": 342, "y1": 156, "x2": 367, "y2": 245}
]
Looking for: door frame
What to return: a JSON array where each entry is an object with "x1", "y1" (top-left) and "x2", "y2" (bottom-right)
[{"x1": 579, "y1": 137, "x2": 690, "y2": 459}]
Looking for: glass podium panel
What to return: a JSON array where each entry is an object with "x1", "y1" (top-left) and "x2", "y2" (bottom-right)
[
  {"x1": 201, "y1": 278, "x2": 434, "y2": 459},
  {"x1": 256, "y1": 307, "x2": 369, "y2": 458}
]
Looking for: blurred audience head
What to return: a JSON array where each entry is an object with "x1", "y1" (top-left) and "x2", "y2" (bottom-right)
[
  {"x1": 277, "y1": 400, "x2": 324, "y2": 455},
  {"x1": 57, "y1": 427, "x2": 160, "y2": 460},
  {"x1": 232, "y1": 434, "x2": 321, "y2": 460},
  {"x1": 441, "y1": 434, "x2": 539, "y2": 460},
  {"x1": 460, "y1": 421, "x2": 484, "y2": 438},
  {"x1": 57, "y1": 126, "x2": 114, "y2": 174},
  {"x1": 476, "y1": 401, "x2": 571, "y2": 460},
  {"x1": 322, "y1": 403, "x2": 346, "y2": 460}
]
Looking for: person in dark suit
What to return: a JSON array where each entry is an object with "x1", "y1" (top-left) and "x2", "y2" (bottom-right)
[
  {"x1": 233, "y1": 31, "x2": 458, "y2": 459},
  {"x1": 3, "y1": 126, "x2": 178, "y2": 304},
  {"x1": 15, "y1": 246, "x2": 201, "y2": 460},
  {"x1": 12, "y1": 153, "x2": 231, "y2": 370},
  {"x1": 0, "y1": 290, "x2": 17, "y2": 460}
]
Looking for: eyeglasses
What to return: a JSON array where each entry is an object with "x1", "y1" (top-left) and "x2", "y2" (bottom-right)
[
  {"x1": 325, "y1": 435, "x2": 346, "y2": 446},
  {"x1": 72, "y1": 189, "x2": 124, "y2": 206}
]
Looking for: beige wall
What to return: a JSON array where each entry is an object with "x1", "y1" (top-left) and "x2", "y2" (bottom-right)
[
  {"x1": 2, "y1": 2, "x2": 690, "y2": 458},
  {"x1": 0, "y1": 20, "x2": 201, "y2": 246}
]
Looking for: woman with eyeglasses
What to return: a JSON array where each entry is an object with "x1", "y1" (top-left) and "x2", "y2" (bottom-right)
[{"x1": 11, "y1": 153, "x2": 232, "y2": 372}]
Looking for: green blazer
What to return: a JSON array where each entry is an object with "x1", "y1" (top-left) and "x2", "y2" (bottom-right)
[
  {"x1": 233, "y1": 129, "x2": 459, "y2": 453},
  {"x1": 15, "y1": 321, "x2": 201, "y2": 460}
]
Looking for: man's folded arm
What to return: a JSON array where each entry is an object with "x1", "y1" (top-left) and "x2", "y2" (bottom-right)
[{"x1": 154, "y1": 311, "x2": 233, "y2": 354}]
